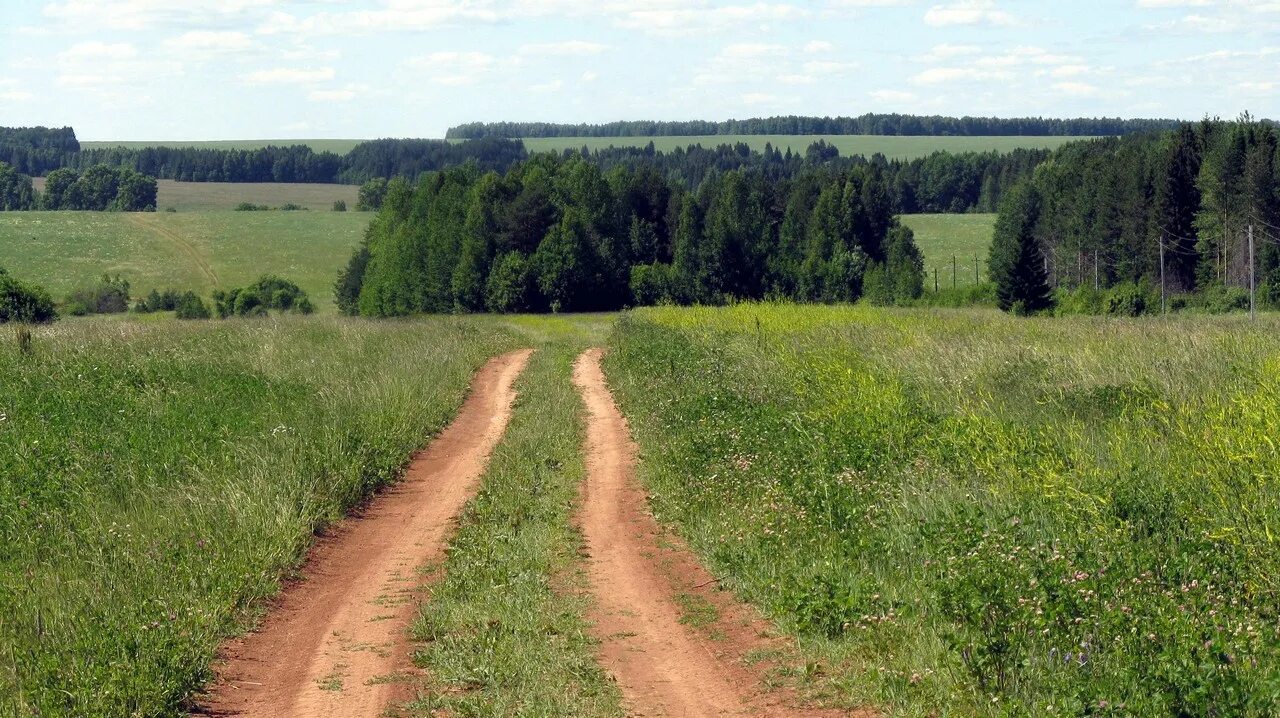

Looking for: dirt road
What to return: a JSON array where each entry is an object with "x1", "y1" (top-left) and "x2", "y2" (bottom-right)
[
  {"x1": 574, "y1": 349, "x2": 843, "y2": 717},
  {"x1": 198, "y1": 349, "x2": 533, "y2": 718}
]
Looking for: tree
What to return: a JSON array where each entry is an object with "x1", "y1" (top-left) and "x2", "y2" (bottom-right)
[
  {"x1": 0, "y1": 163, "x2": 37, "y2": 210},
  {"x1": 356, "y1": 178, "x2": 389, "y2": 211},
  {"x1": 485, "y1": 251, "x2": 534, "y2": 313},
  {"x1": 990, "y1": 184, "x2": 1054, "y2": 314},
  {"x1": 174, "y1": 292, "x2": 211, "y2": 319},
  {"x1": 533, "y1": 210, "x2": 603, "y2": 312},
  {"x1": 1155, "y1": 125, "x2": 1201, "y2": 292},
  {"x1": 885, "y1": 224, "x2": 925, "y2": 303},
  {"x1": 41, "y1": 168, "x2": 78, "y2": 210},
  {"x1": 335, "y1": 243, "x2": 370, "y2": 315}
]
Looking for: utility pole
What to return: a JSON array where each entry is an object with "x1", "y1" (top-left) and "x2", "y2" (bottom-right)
[
  {"x1": 1094, "y1": 250, "x2": 1099, "y2": 291},
  {"x1": 952, "y1": 255, "x2": 957, "y2": 290},
  {"x1": 1159, "y1": 235, "x2": 1166, "y2": 315},
  {"x1": 974, "y1": 254, "x2": 980, "y2": 285},
  {"x1": 1249, "y1": 224, "x2": 1256, "y2": 321},
  {"x1": 933, "y1": 267, "x2": 938, "y2": 293}
]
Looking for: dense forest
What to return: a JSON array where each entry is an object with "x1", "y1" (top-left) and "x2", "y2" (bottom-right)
[
  {"x1": 995, "y1": 117, "x2": 1280, "y2": 310},
  {"x1": 445, "y1": 114, "x2": 1192, "y2": 139},
  {"x1": 0, "y1": 126, "x2": 80, "y2": 176},
  {"x1": 337, "y1": 155, "x2": 924, "y2": 316}
]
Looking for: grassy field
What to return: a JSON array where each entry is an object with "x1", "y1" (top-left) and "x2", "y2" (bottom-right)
[
  {"x1": 520, "y1": 135, "x2": 1090, "y2": 161},
  {"x1": 900, "y1": 214, "x2": 997, "y2": 287},
  {"x1": 605, "y1": 304, "x2": 1280, "y2": 715},
  {"x1": 80, "y1": 139, "x2": 365, "y2": 154},
  {"x1": 0, "y1": 211, "x2": 366, "y2": 310},
  {"x1": 0, "y1": 316, "x2": 524, "y2": 717},
  {"x1": 30, "y1": 178, "x2": 359, "y2": 212}
]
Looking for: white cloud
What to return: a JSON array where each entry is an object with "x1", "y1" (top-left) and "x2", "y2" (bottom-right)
[
  {"x1": 309, "y1": 89, "x2": 356, "y2": 102},
  {"x1": 615, "y1": 3, "x2": 809, "y2": 37},
  {"x1": 530, "y1": 79, "x2": 564, "y2": 92},
  {"x1": 924, "y1": 0, "x2": 1015, "y2": 26},
  {"x1": 1051, "y1": 64, "x2": 1091, "y2": 78},
  {"x1": 741, "y1": 92, "x2": 781, "y2": 105},
  {"x1": 519, "y1": 40, "x2": 610, "y2": 56},
  {"x1": 582, "y1": 70, "x2": 599, "y2": 81},
  {"x1": 804, "y1": 40, "x2": 833, "y2": 53},
  {"x1": 242, "y1": 67, "x2": 336, "y2": 84},
  {"x1": 870, "y1": 89, "x2": 918, "y2": 103},
  {"x1": 59, "y1": 42, "x2": 138, "y2": 60},
  {"x1": 1053, "y1": 81, "x2": 1099, "y2": 96},
  {"x1": 44, "y1": 0, "x2": 280, "y2": 31},
  {"x1": 164, "y1": 31, "x2": 253, "y2": 52},
  {"x1": 404, "y1": 51, "x2": 498, "y2": 86}
]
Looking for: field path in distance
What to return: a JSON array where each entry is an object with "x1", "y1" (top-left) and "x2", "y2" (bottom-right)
[
  {"x1": 124, "y1": 212, "x2": 220, "y2": 286},
  {"x1": 573, "y1": 348, "x2": 856, "y2": 718},
  {"x1": 198, "y1": 348, "x2": 534, "y2": 718}
]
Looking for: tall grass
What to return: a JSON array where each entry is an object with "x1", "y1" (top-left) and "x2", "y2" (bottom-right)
[
  {"x1": 0, "y1": 316, "x2": 519, "y2": 717},
  {"x1": 605, "y1": 304, "x2": 1280, "y2": 715}
]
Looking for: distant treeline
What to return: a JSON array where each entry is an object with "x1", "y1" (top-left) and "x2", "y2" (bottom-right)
[
  {"x1": 0, "y1": 162, "x2": 157, "y2": 211},
  {"x1": 1, "y1": 126, "x2": 1048, "y2": 213},
  {"x1": 1, "y1": 126, "x2": 80, "y2": 176},
  {"x1": 997, "y1": 117, "x2": 1280, "y2": 307},
  {"x1": 1, "y1": 127, "x2": 527, "y2": 185},
  {"x1": 338, "y1": 155, "x2": 925, "y2": 316},
  {"x1": 575, "y1": 141, "x2": 1050, "y2": 213},
  {"x1": 446, "y1": 114, "x2": 1193, "y2": 139}
]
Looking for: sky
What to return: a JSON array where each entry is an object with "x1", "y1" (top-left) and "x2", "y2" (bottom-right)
[{"x1": 1, "y1": 1, "x2": 1277, "y2": 141}]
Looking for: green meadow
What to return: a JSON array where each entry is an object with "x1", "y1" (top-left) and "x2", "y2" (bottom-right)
[
  {"x1": 899, "y1": 214, "x2": 998, "y2": 287},
  {"x1": 605, "y1": 304, "x2": 1280, "y2": 714},
  {"x1": 0, "y1": 210, "x2": 366, "y2": 310}
]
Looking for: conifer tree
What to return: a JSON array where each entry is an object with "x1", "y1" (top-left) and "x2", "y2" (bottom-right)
[{"x1": 990, "y1": 183, "x2": 1054, "y2": 314}]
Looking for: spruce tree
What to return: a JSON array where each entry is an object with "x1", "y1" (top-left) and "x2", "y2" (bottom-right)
[{"x1": 990, "y1": 183, "x2": 1054, "y2": 314}]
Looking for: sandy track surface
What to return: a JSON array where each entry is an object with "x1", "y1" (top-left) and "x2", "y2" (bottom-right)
[
  {"x1": 573, "y1": 348, "x2": 855, "y2": 718},
  {"x1": 197, "y1": 348, "x2": 534, "y2": 718}
]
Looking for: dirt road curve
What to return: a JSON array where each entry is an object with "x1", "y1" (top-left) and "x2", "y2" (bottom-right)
[
  {"x1": 574, "y1": 349, "x2": 847, "y2": 718},
  {"x1": 198, "y1": 349, "x2": 534, "y2": 718}
]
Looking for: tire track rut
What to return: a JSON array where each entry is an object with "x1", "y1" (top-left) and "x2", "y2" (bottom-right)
[{"x1": 197, "y1": 349, "x2": 533, "y2": 718}]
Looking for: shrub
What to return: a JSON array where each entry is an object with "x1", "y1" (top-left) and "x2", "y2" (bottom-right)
[
  {"x1": 0, "y1": 267, "x2": 57, "y2": 324},
  {"x1": 1195, "y1": 283, "x2": 1250, "y2": 314},
  {"x1": 65, "y1": 275, "x2": 130, "y2": 316},
  {"x1": 173, "y1": 292, "x2": 211, "y2": 320},
  {"x1": 234, "y1": 202, "x2": 269, "y2": 212},
  {"x1": 1104, "y1": 281, "x2": 1155, "y2": 317},
  {"x1": 279, "y1": 203, "x2": 306, "y2": 211},
  {"x1": 213, "y1": 276, "x2": 314, "y2": 318},
  {"x1": 332, "y1": 200, "x2": 347, "y2": 212},
  {"x1": 356, "y1": 178, "x2": 388, "y2": 211}
]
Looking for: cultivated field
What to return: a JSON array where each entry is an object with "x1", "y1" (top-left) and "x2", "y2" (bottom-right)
[
  {"x1": 900, "y1": 213, "x2": 997, "y2": 286},
  {"x1": 80, "y1": 139, "x2": 365, "y2": 154},
  {"x1": 0, "y1": 211, "x2": 365, "y2": 309},
  {"x1": 606, "y1": 304, "x2": 1280, "y2": 714},
  {"x1": 30, "y1": 178, "x2": 359, "y2": 212},
  {"x1": 520, "y1": 135, "x2": 1091, "y2": 160}
]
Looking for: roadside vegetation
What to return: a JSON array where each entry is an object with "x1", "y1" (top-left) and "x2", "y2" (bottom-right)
[
  {"x1": 0, "y1": 316, "x2": 521, "y2": 716},
  {"x1": 604, "y1": 303, "x2": 1280, "y2": 715}
]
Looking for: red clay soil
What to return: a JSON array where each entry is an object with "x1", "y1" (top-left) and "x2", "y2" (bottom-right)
[
  {"x1": 573, "y1": 349, "x2": 861, "y2": 718},
  {"x1": 197, "y1": 349, "x2": 534, "y2": 718}
]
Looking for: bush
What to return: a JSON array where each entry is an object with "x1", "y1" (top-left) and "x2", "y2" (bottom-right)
[
  {"x1": 213, "y1": 276, "x2": 314, "y2": 318},
  {"x1": 279, "y1": 203, "x2": 306, "y2": 211},
  {"x1": 913, "y1": 282, "x2": 998, "y2": 308},
  {"x1": 173, "y1": 292, "x2": 211, "y2": 320},
  {"x1": 1053, "y1": 286, "x2": 1107, "y2": 315},
  {"x1": 629, "y1": 263, "x2": 678, "y2": 306},
  {"x1": 332, "y1": 200, "x2": 347, "y2": 212},
  {"x1": 0, "y1": 267, "x2": 57, "y2": 324},
  {"x1": 356, "y1": 178, "x2": 388, "y2": 211},
  {"x1": 1104, "y1": 281, "x2": 1156, "y2": 317},
  {"x1": 234, "y1": 202, "x2": 269, "y2": 211},
  {"x1": 65, "y1": 275, "x2": 130, "y2": 316},
  {"x1": 1194, "y1": 284, "x2": 1250, "y2": 314}
]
